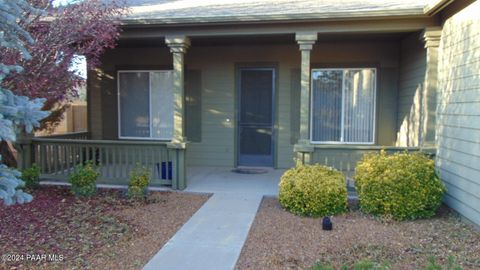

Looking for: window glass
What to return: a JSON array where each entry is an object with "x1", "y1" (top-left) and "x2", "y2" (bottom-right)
[
  {"x1": 311, "y1": 68, "x2": 376, "y2": 143},
  {"x1": 312, "y1": 70, "x2": 343, "y2": 142},
  {"x1": 119, "y1": 71, "x2": 173, "y2": 139},
  {"x1": 119, "y1": 72, "x2": 150, "y2": 138},
  {"x1": 343, "y1": 69, "x2": 376, "y2": 143},
  {"x1": 151, "y1": 72, "x2": 174, "y2": 139}
]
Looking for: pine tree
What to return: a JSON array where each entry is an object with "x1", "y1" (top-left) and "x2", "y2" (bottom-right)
[{"x1": 0, "y1": 0, "x2": 49, "y2": 205}]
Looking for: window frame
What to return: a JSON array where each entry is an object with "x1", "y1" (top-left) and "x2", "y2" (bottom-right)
[
  {"x1": 309, "y1": 67, "x2": 377, "y2": 145},
  {"x1": 117, "y1": 70, "x2": 173, "y2": 141}
]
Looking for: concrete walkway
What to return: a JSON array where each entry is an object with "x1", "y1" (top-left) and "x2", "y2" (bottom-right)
[{"x1": 142, "y1": 167, "x2": 283, "y2": 270}]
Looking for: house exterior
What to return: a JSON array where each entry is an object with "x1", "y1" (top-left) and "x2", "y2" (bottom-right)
[{"x1": 20, "y1": 0, "x2": 478, "y2": 226}]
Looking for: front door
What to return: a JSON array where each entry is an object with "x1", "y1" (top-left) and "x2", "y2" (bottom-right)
[{"x1": 237, "y1": 68, "x2": 275, "y2": 167}]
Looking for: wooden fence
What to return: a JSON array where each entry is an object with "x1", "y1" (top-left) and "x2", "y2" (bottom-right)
[{"x1": 16, "y1": 132, "x2": 186, "y2": 189}]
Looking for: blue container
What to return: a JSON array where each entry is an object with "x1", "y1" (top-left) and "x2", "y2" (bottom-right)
[{"x1": 161, "y1": 161, "x2": 173, "y2": 180}]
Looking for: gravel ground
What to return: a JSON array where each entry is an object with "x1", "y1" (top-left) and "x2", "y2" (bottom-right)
[
  {"x1": 0, "y1": 186, "x2": 209, "y2": 270},
  {"x1": 236, "y1": 198, "x2": 480, "y2": 270}
]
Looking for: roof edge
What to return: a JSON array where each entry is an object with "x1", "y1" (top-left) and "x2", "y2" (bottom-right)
[
  {"x1": 424, "y1": 0, "x2": 456, "y2": 15},
  {"x1": 121, "y1": 8, "x2": 427, "y2": 26}
]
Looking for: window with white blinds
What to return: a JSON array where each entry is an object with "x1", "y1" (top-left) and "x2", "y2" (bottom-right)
[
  {"x1": 118, "y1": 70, "x2": 174, "y2": 140},
  {"x1": 311, "y1": 68, "x2": 376, "y2": 144}
]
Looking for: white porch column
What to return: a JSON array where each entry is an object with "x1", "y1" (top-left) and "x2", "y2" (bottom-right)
[
  {"x1": 294, "y1": 32, "x2": 317, "y2": 164},
  {"x1": 165, "y1": 35, "x2": 190, "y2": 144},
  {"x1": 420, "y1": 27, "x2": 441, "y2": 147}
]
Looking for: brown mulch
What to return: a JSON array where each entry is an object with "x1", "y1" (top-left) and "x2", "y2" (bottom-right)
[
  {"x1": 0, "y1": 186, "x2": 209, "y2": 270},
  {"x1": 236, "y1": 198, "x2": 480, "y2": 270}
]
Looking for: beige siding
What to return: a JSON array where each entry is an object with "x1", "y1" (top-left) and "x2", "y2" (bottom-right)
[
  {"x1": 437, "y1": 1, "x2": 480, "y2": 226},
  {"x1": 396, "y1": 32, "x2": 427, "y2": 147}
]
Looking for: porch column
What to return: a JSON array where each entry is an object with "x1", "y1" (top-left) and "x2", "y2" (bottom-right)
[
  {"x1": 294, "y1": 33, "x2": 317, "y2": 164},
  {"x1": 165, "y1": 35, "x2": 190, "y2": 190},
  {"x1": 166, "y1": 35, "x2": 190, "y2": 143},
  {"x1": 420, "y1": 27, "x2": 441, "y2": 147}
]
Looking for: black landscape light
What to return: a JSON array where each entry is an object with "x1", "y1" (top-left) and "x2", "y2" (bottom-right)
[{"x1": 322, "y1": 216, "x2": 332, "y2": 230}]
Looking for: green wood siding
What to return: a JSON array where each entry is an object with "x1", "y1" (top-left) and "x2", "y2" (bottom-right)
[
  {"x1": 290, "y1": 68, "x2": 301, "y2": 145},
  {"x1": 437, "y1": 0, "x2": 480, "y2": 227},
  {"x1": 101, "y1": 69, "x2": 117, "y2": 140},
  {"x1": 87, "y1": 70, "x2": 103, "y2": 140},
  {"x1": 377, "y1": 67, "x2": 399, "y2": 145},
  {"x1": 185, "y1": 69, "x2": 202, "y2": 142},
  {"x1": 396, "y1": 32, "x2": 427, "y2": 147}
]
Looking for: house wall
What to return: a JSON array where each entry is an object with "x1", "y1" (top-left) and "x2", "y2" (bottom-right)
[
  {"x1": 88, "y1": 69, "x2": 103, "y2": 140},
  {"x1": 396, "y1": 32, "x2": 427, "y2": 147},
  {"x1": 89, "y1": 40, "x2": 401, "y2": 169},
  {"x1": 436, "y1": 0, "x2": 480, "y2": 226}
]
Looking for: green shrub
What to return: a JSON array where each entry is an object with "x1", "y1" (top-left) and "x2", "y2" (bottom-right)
[
  {"x1": 68, "y1": 161, "x2": 99, "y2": 197},
  {"x1": 354, "y1": 150, "x2": 446, "y2": 221},
  {"x1": 127, "y1": 164, "x2": 150, "y2": 199},
  {"x1": 279, "y1": 164, "x2": 347, "y2": 217},
  {"x1": 21, "y1": 164, "x2": 41, "y2": 189}
]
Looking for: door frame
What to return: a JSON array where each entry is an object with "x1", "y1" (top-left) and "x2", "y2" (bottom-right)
[{"x1": 235, "y1": 65, "x2": 277, "y2": 167}]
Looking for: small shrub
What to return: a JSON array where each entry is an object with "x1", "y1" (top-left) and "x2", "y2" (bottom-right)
[
  {"x1": 279, "y1": 164, "x2": 347, "y2": 217},
  {"x1": 68, "y1": 161, "x2": 99, "y2": 197},
  {"x1": 355, "y1": 150, "x2": 446, "y2": 221},
  {"x1": 21, "y1": 164, "x2": 41, "y2": 189},
  {"x1": 127, "y1": 164, "x2": 150, "y2": 199}
]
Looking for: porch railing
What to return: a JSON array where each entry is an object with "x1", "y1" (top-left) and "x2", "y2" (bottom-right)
[
  {"x1": 35, "y1": 131, "x2": 90, "y2": 140},
  {"x1": 296, "y1": 145, "x2": 436, "y2": 177},
  {"x1": 16, "y1": 132, "x2": 186, "y2": 189}
]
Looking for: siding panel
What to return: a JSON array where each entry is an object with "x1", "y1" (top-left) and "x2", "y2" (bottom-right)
[
  {"x1": 185, "y1": 70, "x2": 202, "y2": 142},
  {"x1": 290, "y1": 69, "x2": 301, "y2": 145},
  {"x1": 396, "y1": 32, "x2": 426, "y2": 147},
  {"x1": 437, "y1": 0, "x2": 480, "y2": 227}
]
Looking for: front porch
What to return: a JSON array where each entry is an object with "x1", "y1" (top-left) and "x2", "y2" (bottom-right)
[{"x1": 17, "y1": 26, "x2": 440, "y2": 190}]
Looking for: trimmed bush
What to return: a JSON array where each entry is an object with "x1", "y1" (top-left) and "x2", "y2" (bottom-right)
[
  {"x1": 68, "y1": 161, "x2": 99, "y2": 197},
  {"x1": 127, "y1": 164, "x2": 150, "y2": 199},
  {"x1": 279, "y1": 164, "x2": 348, "y2": 217},
  {"x1": 355, "y1": 150, "x2": 446, "y2": 221},
  {"x1": 21, "y1": 164, "x2": 41, "y2": 189}
]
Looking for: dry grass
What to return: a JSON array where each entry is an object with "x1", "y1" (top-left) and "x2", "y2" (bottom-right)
[{"x1": 236, "y1": 198, "x2": 480, "y2": 270}]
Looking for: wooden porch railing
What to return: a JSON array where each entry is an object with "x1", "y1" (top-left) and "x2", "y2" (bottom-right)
[
  {"x1": 35, "y1": 131, "x2": 90, "y2": 140},
  {"x1": 16, "y1": 133, "x2": 186, "y2": 189}
]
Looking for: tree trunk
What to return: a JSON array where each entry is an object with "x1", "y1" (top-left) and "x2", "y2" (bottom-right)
[{"x1": 0, "y1": 140, "x2": 18, "y2": 167}]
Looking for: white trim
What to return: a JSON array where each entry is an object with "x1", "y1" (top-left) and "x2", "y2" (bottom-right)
[
  {"x1": 310, "y1": 68, "x2": 377, "y2": 145},
  {"x1": 117, "y1": 70, "x2": 174, "y2": 141}
]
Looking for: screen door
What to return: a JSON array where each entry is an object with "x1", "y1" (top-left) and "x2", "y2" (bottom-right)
[{"x1": 237, "y1": 68, "x2": 275, "y2": 167}]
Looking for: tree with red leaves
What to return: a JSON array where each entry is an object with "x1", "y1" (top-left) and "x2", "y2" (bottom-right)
[{"x1": 1, "y1": 0, "x2": 127, "y2": 131}]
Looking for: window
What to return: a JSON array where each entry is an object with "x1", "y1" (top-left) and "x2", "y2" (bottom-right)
[
  {"x1": 311, "y1": 68, "x2": 376, "y2": 144},
  {"x1": 118, "y1": 71, "x2": 174, "y2": 140}
]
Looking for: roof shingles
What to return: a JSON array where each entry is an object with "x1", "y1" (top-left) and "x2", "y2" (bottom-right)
[{"x1": 123, "y1": 0, "x2": 432, "y2": 23}]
